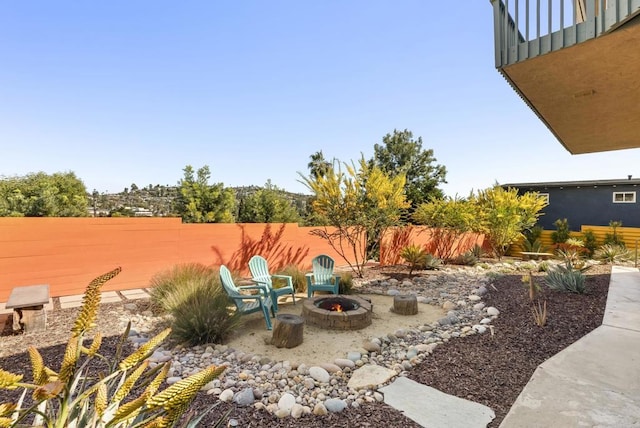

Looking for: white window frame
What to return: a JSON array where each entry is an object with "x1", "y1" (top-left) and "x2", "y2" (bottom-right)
[
  {"x1": 538, "y1": 193, "x2": 550, "y2": 205},
  {"x1": 612, "y1": 191, "x2": 636, "y2": 203}
]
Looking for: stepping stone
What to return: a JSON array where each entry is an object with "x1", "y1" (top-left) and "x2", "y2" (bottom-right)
[{"x1": 378, "y1": 377, "x2": 494, "y2": 428}]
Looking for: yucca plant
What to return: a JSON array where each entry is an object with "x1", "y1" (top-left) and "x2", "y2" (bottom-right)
[
  {"x1": 0, "y1": 267, "x2": 227, "y2": 428},
  {"x1": 400, "y1": 244, "x2": 428, "y2": 274}
]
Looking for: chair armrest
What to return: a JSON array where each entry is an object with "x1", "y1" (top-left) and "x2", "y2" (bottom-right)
[
  {"x1": 238, "y1": 284, "x2": 269, "y2": 296},
  {"x1": 305, "y1": 273, "x2": 313, "y2": 287},
  {"x1": 233, "y1": 294, "x2": 262, "y2": 301},
  {"x1": 272, "y1": 274, "x2": 293, "y2": 286},
  {"x1": 251, "y1": 276, "x2": 271, "y2": 286}
]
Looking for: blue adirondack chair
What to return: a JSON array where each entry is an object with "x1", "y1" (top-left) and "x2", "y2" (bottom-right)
[
  {"x1": 219, "y1": 264, "x2": 276, "y2": 330},
  {"x1": 305, "y1": 254, "x2": 340, "y2": 298},
  {"x1": 248, "y1": 255, "x2": 296, "y2": 311}
]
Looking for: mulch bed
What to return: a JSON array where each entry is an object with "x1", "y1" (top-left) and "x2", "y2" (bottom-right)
[{"x1": 0, "y1": 265, "x2": 611, "y2": 427}]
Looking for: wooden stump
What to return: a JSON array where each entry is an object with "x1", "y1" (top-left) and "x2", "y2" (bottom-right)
[
  {"x1": 392, "y1": 295, "x2": 418, "y2": 315},
  {"x1": 271, "y1": 314, "x2": 304, "y2": 348}
]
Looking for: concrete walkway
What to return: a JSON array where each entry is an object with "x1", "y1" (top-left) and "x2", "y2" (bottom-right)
[
  {"x1": 0, "y1": 289, "x2": 150, "y2": 314},
  {"x1": 500, "y1": 266, "x2": 640, "y2": 427}
]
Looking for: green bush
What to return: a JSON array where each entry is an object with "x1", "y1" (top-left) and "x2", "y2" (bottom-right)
[
  {"x1": 277, "y1": 264, "x2": 307, "y2": 293},
  {"x1": 603, "y1": 220, "x2": 625, "y2": 247},
  {"x1": 551, "y1": 218, "x2": 571, "y2": 244},
  {"x1": 544, "y1": 262, "x2": 588, "y2": 294},
  {"x1": 582, "y1": 229, "x2": 598, "y2": 258},
  {"x1": 594, "y1": 244, "x2": 631, "y2": 264},
  {"x1": 149, "y1": 263, "x2": 242, "y2": 345},
  {"x1": 0, "y1": 268, "x2": 227, "y2": 428}
]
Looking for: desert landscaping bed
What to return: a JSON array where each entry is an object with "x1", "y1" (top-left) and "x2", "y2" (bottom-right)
[{"x1": 0, "y1": 263, "x2": 611, "y2": 427}]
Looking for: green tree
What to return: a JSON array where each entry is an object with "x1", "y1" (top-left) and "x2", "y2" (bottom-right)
[
  {"x1": 370, "y1": 129, "x2": 447, "y2": 212},
  {"x1": 237, "y1": 180, "x2": 302, "y2": 223},
  {"x1": 300, "y1": 157, "x2": 409, "y2": 276},
  {"x1": 0, "y1": 171, "x2": 88, "y2": 217},
  {"x1": 174, "y1": 165, "x2": 236, "y2": 223},
  {"x1": 472, "y1": 186, "x2": 547, "y2": 258},
  {"x1": 307, "y1": 150, "x2": 333, "y2": 179},
  {"x1": 412, "y1": 197, "x2": 480, "y2": 261}
]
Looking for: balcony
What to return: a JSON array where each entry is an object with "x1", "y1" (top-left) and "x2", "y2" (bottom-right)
[{"x1": 491, "y1": 0, "x2": 640, "y2": 154}]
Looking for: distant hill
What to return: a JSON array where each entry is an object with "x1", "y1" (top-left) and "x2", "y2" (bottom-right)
[{"x1": 88, "y1": 184, "x2": 312, "y2": 218}]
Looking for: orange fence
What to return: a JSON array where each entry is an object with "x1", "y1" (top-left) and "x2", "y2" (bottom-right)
[
  {"x1": 0, "y1": 219, "x2": 486, "y2": 302},
  {"x1": 380, "y1": 225, "x2": 485, "y2": 265},
  {"x1": 0, "y1": 218, "x2": 352, "y2": 301}
]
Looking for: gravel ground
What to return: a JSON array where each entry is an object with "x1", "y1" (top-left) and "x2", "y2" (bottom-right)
[{"x1": 0, "y1": 264, "x2": 611, "y2": 427}]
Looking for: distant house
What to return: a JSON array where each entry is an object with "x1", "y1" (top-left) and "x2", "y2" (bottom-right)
[{"x1": 503, "y1": 177, "x2": 640, "y2": 231}]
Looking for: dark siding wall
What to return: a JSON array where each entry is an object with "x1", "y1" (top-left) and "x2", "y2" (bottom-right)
[{"x1": 517, "y1": 184, "x2": 640, "y2": 231}]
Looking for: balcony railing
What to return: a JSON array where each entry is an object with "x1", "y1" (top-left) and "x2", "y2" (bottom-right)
[{"x1": 492, "y1": 0, "x2": 640, "y2": 67}]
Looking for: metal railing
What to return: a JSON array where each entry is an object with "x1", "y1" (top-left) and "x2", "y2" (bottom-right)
[{"x1": 492, "y1": 0, "x2": 640, "y2": 67}]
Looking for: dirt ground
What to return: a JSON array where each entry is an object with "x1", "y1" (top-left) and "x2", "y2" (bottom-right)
[{"x1": 223, "y1": 293, "x2": 444, "y2": 366}]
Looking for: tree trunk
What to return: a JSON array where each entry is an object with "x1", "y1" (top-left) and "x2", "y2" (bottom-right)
[
  {"x1": 271, "y1": 314, "x2": 304, "y2": 348},
  {"x1": 392, "y1": 295, "x2": 418, "y2": 315}
]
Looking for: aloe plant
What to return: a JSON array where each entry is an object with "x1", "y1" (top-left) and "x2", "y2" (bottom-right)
[{"x1": 0, "y1": 267, "x2": 227, "y2": 428}]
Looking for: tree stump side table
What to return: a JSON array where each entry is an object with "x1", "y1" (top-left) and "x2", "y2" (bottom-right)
[
  {"x1": 271, "y1": 314, "x2": 304, "y2": 348},
  {"x1": 391, "y1": 294, "x2": 418, "y2": 315}
]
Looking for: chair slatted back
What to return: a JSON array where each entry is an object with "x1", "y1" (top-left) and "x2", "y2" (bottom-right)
[{"x1": 312, "y1": 254, "x2": 335, "y2": 284}]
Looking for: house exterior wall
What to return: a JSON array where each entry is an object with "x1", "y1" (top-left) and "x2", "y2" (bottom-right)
[{"x1": 511, "y1": 183, "x2": 640, "y2": 231}]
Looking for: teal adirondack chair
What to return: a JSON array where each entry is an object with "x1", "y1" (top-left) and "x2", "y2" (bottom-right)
[
  {"x1": 305, "y1": 254, "x2": 340, "y2": 298},
  {"x1": 219, "y1": 264, "x2": 276, "y2": 330},
  {"x1": 248, "y1": 255, "x2": 296, "y2": 311}
]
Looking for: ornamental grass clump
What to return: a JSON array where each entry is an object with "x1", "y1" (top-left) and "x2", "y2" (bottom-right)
[
  {"x1": 276, "y1": 265, "x2": 307, "y2": 293},
  {"x1": 0, "y1": 267, "x2": 227, "y2": 428},
  {"x1": 149, "y1": 263, "x2": 242, "y2": 345}
]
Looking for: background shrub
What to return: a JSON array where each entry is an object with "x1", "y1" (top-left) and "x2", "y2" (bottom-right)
[
  {"x1": 581, "y1": 229, "x2": 598, "y2": 258},
  {"x1": 551, "y1": 218, "x2": 571, "y2": 244}
]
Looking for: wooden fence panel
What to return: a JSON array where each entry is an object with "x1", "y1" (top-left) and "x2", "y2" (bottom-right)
[{"x1": 0, "y1": 218, "x2": 354, "y2": 301}]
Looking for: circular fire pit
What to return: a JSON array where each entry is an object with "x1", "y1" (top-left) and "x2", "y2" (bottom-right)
[{"x1": 302, "y1": 295, "x2": 373, "y2": 330}]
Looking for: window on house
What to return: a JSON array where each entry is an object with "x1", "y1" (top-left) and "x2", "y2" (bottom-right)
[
  {"x1": 613, "y1": 192, "x2": 636, "y2": 203},
  {"x1": 539, "y1": 193, "x2": 549, "y2": 205}
]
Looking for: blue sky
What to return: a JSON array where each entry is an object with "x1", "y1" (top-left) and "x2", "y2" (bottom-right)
[{"x1": 1, "y1": 1, "x2": 638, "y2": 197}]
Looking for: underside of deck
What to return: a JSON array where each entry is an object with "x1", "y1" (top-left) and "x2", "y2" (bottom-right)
[{"x1": 501, "y1": 15, "x2": 640, "y2": 154}]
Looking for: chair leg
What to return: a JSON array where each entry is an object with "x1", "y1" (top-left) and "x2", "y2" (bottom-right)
[
  {"x1": 261, "y1": 303, "x2": 273, "y2": 330},
  {"x1": 291, "y1": 291, "x2": 296, "y2": 305}
]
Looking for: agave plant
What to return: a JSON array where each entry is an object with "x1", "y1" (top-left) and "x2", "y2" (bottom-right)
[
  {"x1": 0, "y1": 267, "x2": 227, "y2": 428},
  {"x1": 544, "y1": 262, "x2": 589, "y2": 294}
]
